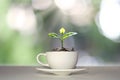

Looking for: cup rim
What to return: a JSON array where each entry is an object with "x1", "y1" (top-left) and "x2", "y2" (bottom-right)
[{"x1": 46, "y1": 51, "x2": 78, "y2": 53}]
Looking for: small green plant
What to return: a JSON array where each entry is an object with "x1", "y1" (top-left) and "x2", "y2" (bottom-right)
[{"x1": 48, "y1": 27, "x2": 77, "y2": 50}]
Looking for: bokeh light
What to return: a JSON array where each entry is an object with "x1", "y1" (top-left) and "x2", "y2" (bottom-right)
[
  {"x1": 6, "y1": 5, "x2": 37, "y2": 35},
  {"x1": 54, "y1": 0, "x2": 76, "y2": 10},
  {"x1": 96, "y1": 0, "x2": 120, "y2": 42},
  {"x1": 55, "y1": 0, "x2": 94, "y2": 26},
  {"x1": 68, "y1": 0, "x2": 94, "y2": 26},
  {"x1": 32, "y1": 0, "x2": 53, "y2": 10}
]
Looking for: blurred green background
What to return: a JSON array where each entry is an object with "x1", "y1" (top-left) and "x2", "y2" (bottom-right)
[{"x1": 0, "y1": 0, "x2": 120, "y2": 65}]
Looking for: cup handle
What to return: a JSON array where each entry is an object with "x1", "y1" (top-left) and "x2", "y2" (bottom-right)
[{"x1": 36, "y1": 53, "x2": 49, "y2": 67}]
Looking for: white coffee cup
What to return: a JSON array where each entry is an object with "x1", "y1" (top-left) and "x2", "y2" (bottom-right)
[{"x1": 36, "y1": 51, "x2": 78, "y2": 69}]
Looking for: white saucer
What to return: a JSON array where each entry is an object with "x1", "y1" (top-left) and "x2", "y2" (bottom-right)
[{"x1": 36, "y1": 67, "x2": 86, "y2": 76}]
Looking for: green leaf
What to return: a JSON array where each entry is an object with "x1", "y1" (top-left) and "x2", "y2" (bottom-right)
[
  {"x1": 48, "y1": 33, "x2": 59, "y2": 38},
  {"x1": 62, "y1": 32, "x2": 77, "y2": 40}
]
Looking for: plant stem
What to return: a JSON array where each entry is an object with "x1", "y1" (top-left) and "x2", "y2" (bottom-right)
[
  {"x1": 61, "y1": 39, "x2": 64, "y2": 48},
  {"x1": 61, "y1": 33, "x2": 64, "y2": 48}
]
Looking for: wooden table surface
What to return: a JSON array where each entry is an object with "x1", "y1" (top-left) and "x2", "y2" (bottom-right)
[{"x1": 0, "y1": 66, "x2": 120, "y2": 80}]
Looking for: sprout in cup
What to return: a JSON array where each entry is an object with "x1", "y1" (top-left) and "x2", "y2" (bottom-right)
[{"x1": 48, "y1": 27, "x2": 77, "y2": 51}]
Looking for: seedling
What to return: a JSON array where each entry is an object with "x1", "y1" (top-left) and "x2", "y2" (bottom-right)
[{"x1": 48, "y1": 27, "x2": 77, "y2": 51}]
